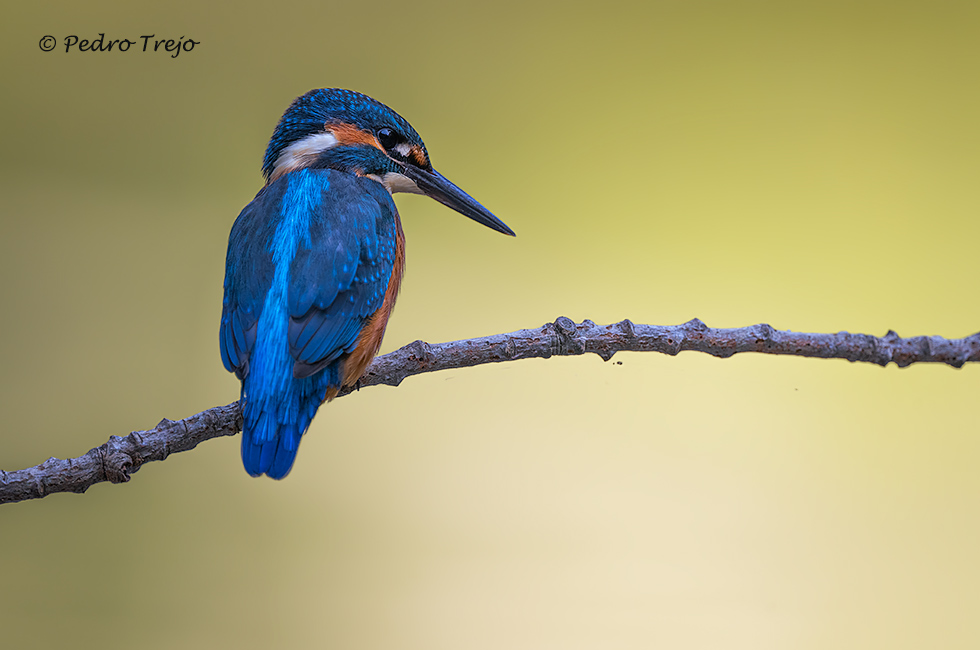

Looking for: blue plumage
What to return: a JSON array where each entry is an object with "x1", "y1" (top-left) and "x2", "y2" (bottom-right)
[
  {"x1": 220, "y1": 168, "x2": 397, "y2": 478},
  {"x1": 221, "y1": 88, "x2": 512, "y2": 480},
  {"x1": 261, "y1": 89, "x2": 424, "y2": 181}
]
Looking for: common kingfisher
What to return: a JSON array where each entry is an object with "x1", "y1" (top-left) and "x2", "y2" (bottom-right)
[{"x1": 220, "y1": 88, "x2": 514, "y2": 479}]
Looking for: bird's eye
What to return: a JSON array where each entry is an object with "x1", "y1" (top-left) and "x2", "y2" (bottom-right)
[{"x1": 377, "y1": 127, "x2": 400, "y2": 151}]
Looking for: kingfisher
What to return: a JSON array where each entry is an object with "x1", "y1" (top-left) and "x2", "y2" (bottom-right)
[{"x1": 220, "y1": 88, "x2": 514, "y2": 479}]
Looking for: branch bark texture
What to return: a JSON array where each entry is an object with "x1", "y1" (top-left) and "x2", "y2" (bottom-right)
[{"x1": 3, "y1": 317, "x2": 978, "y2": 504}]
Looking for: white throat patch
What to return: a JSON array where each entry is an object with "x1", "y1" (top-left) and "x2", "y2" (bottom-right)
[{"x1": 381, "y1": 172, "x2": 422, "y2": 195}]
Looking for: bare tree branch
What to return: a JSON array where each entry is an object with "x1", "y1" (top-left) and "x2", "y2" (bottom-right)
[{"x1": 3, "y1": 317, "x2": 978, "y2": 505}]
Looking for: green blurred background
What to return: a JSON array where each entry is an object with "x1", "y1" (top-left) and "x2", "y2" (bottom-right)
[{"x1": 2, "y1": 1, "x2": 979, "y2": 648}]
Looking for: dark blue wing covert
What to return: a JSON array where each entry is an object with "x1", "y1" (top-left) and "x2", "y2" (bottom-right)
[
  {"x1": 220, "y1": 182, "x2": 284, "y2": 379},
  {"x1": 220, "y1": 170, "x2": 397, "y2": 383},
  {"x1": 287, "y1": 175, "x2": 397, "y2": 378}
]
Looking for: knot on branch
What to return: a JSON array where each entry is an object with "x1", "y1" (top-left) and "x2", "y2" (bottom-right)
[
  {"x1": 98, "y1": 435, "x2": 143, "y2": 484},
  {"x1": 616, "y1": 318, "x2": 637, "y2": 342},
  {"x1": 409, "y1": 339, "x2": 435, "y2": 366},
  {"x1": 503, "y1": 336, "x2": 518, "y2": 360},
  {"x1": 754, "y1": 323, "x2": 776, "y2": 347},
  {"x1": 554, "y1": 316, "x2": 576, "y2": 337},
  {"x1": 552, "y1": 316, "x2": 586, "y2": 356},
  {"x1": 683, "y1": 318, "x2": 707, "y2": 337}
]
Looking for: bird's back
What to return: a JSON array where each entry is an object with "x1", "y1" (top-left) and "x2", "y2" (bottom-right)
[{"x1": 220, "y1": 168, "x2": 401, "y2": 478}]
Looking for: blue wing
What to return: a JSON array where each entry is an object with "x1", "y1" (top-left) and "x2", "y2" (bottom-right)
[
  {"x1": 286, "y1": 176, "x2": 398, "y2": 378},
  {"x1": 219, "y1": 183, "x2": 279, "y2": 381},
  {"x1": 219, "y1": 169, "x2": 397, "y2": 478}
]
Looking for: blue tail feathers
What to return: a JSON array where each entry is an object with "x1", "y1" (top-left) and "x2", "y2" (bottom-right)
[
  {"x1": 240, "y1": 410, "x2": 294, "y2": 479},
  {"x1": 240, "y1": 364, "x2": 338, "y2": 479}
]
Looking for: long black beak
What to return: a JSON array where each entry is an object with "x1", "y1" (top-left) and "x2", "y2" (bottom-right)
[{"x1": 403, "y1": 165, "x2": 515, "y2": 236}]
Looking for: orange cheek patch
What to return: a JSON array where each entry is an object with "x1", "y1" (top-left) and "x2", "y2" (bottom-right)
[
  {"x1": 327, "y1": 122, "x2": 384, "y2": 151},
  {"x1": 409, "y1": 145, "x2": 429, "y2": 168}
]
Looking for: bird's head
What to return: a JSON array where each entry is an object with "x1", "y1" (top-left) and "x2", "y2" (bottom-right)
[{"x1": 262, "y1": 88, "x2": 514, "y2": 236}]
